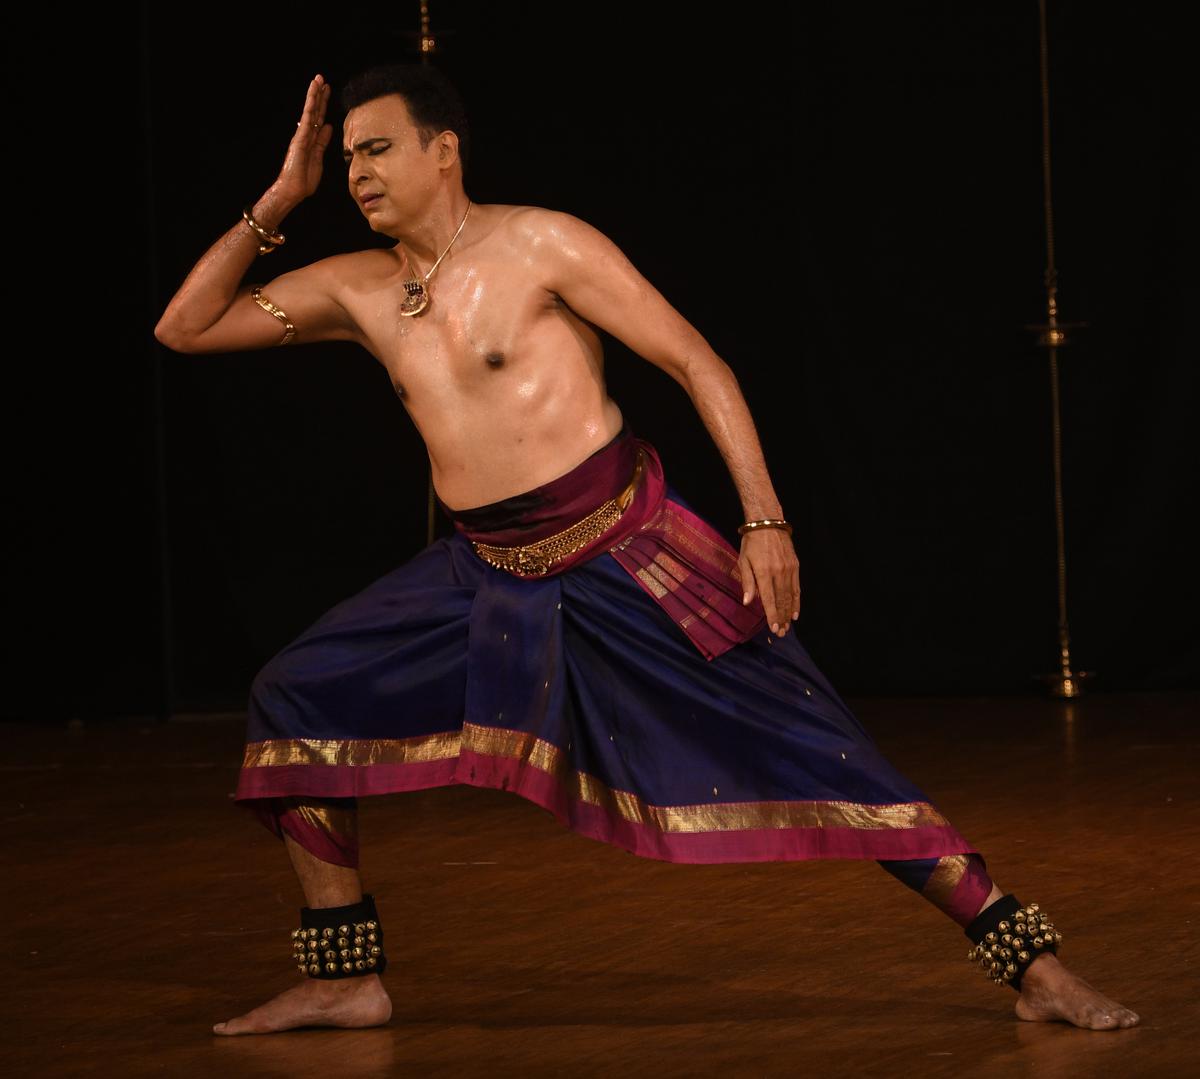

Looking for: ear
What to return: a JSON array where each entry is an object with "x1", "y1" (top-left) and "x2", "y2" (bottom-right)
[{"x1": 436, "y1": 130, "x2": 460, "y2": 170}]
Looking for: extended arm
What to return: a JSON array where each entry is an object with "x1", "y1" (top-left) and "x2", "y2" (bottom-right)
[{"x1": 531, "y1": 208, "x2": 800, "y2": 636}]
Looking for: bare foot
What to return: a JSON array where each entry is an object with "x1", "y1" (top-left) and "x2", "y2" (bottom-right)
[
  {"x1": 212, "y1": 973, "x2": 392, "y2": 1036},
  {"x1": 1014, "y1": 952, "x2": 1140, "y2": 1030}
]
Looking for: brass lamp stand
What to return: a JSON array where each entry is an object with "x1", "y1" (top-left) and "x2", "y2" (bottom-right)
[{"x1": 1028, "y1": 0, "x2": 1093, "y2": 698}]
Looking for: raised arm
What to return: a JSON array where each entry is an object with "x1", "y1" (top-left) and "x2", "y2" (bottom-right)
[
  {"x1": 153, "y1": 74, "x2": 358, "y2": 354},
  {"x1": 527, "y1": 206, "x2": 801, "y2": 638}
]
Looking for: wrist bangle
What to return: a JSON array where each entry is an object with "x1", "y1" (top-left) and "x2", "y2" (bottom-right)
[
  {"x1": 242, "y1": 205, "x2": 286, "y2": 255},
  {"x1": 738, "y1": 518, "x2": 793, "y2": 536}
]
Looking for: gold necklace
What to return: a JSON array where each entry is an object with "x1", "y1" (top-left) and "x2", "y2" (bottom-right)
[{"x1": 399, "y1": 199, "x2": 473, "y2": 317}]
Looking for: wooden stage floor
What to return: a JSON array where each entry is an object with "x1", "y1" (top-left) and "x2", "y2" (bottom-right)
[{"x1": 4, "y1": 690, "x2": 1195, "y2": 1078}]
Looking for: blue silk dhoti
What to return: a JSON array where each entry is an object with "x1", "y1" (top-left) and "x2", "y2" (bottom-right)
[{"x1": 235, "y1": 425, "x2": 993, "y2": 926}]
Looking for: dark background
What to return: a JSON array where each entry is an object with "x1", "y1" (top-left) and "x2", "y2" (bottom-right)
[{"x1": 7, "y1": 1, "x2": 1195, "y2": 723}]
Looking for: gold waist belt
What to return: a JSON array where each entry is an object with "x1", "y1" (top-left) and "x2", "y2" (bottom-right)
[{"x1": 471, "y1": 447, "x2": 646, "y2": 576}]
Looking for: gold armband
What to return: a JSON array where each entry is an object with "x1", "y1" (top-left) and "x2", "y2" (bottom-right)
[{"x1": 250, "y1": 285, "x2": 295, "y2": 345}]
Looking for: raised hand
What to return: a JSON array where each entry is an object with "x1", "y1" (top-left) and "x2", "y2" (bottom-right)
[
  {"x1": 738, "y1": 527, "x2": 801, "y2": 637},
  {"x1": 273, "y1": 74, "x2": 333, "y2": 205}
]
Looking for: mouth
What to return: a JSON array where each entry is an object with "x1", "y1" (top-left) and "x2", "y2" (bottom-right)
[{"x1": 361, "y1": 193, "x2": 383, "y2": 208}]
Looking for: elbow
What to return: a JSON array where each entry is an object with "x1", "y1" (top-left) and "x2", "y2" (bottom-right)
[
  {"x1": 154, "y1": 321, "x2": 191, "y2": 353},
  {"x1": 682, "y1": 351, "x2": 735, "y2": 393}
]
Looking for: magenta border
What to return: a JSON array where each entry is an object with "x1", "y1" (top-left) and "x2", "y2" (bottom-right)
[{"x1": 235, "y1": 748, "x2": 980, "y2": 866}]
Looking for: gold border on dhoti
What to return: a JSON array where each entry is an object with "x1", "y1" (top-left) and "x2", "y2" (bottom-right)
[
  {"x1": 285, "y1": 798, "x2": 360, "y2": 840},
  {"x1": 920, "y1": 853, "x2": 971, "y2": 904},
  {"x1": 242, "y1": 724, "x2": 957, "y2": 836}
]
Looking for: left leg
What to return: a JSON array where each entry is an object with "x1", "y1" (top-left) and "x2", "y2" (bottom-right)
[
  {"x1": 214, "y1": 797, "x2": 391, "y2": 1036},
  {"x1": 878, "y1": 853, "x2": 1141, "y2": 1029}
]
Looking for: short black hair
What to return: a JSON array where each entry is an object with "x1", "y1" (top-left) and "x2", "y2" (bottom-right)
[{"x1": 338, "y1": 63, "x2": 471, "y2": 177}]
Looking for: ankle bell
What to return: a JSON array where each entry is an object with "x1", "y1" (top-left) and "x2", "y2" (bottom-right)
[
  {"x1": 290, "y1": 892, "x2": 387, "y2": 980},
  {"x1": 964, "y1": 893, "x2": 1062, "y2": 992}
]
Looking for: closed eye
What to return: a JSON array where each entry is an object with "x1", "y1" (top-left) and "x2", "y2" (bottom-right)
[{"x1": 343, "y1": 145, "x2": 390, "y2": 164}]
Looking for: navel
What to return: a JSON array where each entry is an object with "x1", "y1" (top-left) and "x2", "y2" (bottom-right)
[{"x1": 484, "y1": 350, "x2": 506, "y2": 369}]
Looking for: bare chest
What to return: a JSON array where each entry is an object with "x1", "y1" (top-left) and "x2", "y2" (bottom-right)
[{"x1": 344, "y1": 255, "x2": 598, "y2": 407}]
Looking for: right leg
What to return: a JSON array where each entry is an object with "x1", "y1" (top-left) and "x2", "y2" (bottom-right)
[
  {"x1": 213, "y1": 801, "x2": 392, "y2": 1036},
  {"x1": 878, "y1": 851, "x2": 1140, "y2": 1029}
]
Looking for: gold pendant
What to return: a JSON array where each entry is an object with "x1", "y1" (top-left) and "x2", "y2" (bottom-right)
[{"x1": 399, "y1": 278, "x2": 430, "y2": 317}]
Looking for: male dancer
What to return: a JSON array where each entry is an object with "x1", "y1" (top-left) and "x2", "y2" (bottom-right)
[{"x1": 155, "y1": 63, "x2": 1139, "y2": 1035}]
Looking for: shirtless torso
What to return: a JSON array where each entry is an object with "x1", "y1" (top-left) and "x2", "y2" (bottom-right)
[{"x1": 335, "y1": 202, "x2": 625, "y2": 512}]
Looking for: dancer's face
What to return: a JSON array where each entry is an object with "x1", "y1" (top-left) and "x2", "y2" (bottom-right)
[{"x1": 342, "y1": 94, "x2": 459, "y2": 228}]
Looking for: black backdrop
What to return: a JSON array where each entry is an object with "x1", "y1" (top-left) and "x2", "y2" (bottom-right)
[{"x1": 8, "y1": 1, "x2": 1195, "y2": 723}]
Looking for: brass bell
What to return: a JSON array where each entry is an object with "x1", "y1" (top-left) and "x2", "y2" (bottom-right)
[
  {"x1": 985, "y1": 931, "x2": 998, "y2": 943},
  {"x1": 370, "y1": 945, "x2": 381, "y2": 956},
  {"x1": 337, "y1": 936, "x2": 349, "y2": 948},
  {"x1": 337, "y1": 924, "x2": 350, "y2": 936},
  {"x1": 355, "y1": 960, "x2": 365, "y2": 971},
  {"x1": 322, "y1": 927, "x2": 335, "y2": 939},
  {"x1": 1012, "y1": 936, "x2": 1024, "y2": 949},
  {"x1": 354, "y1": 923, "x2": 366, "y2": 935},
  {"x1": 1033, "y1": 937, "x2": 1044, "y2": 948},
  {"x1": 1001, "y1": 933, "x2": 1013, "y2": 946},
  {"x1": 353, "y1": 946, "x2": 364, "y2": 958},
  {"x1": 367, "y1": 957, "x2": 377, "y2": 969},
  {"x1": 307, "y1": 928, "x2": 319, "y2": 939},
  {"x1": 366, "y1": 920, "x2": 378, "y2": 931},
  {"x1": 324, "y1": 949, "x2": 337, "y2": 961},
  {"x1": 340, "y1": 948, "x2": 350, "y2": 960},
  {"x1": 1017, "y1": 950, "x2": 1030, "y2": 963},
  {"x1": 367, "y1": 932, "x2": 378, "y2": 943},
  {"x1": 1029, "y1": 903, "x2": 1040, "y2": 913},
  {"x1": 997, "y1": 920, "x2": 1010, "y2": 933},
  {"x1": 354, "y1": 936, "x2": 364, "y2": 947},
  {"x1": 1014, "y1": 910, "x2": 1027, "y2": 922},
  {"x1": 291, "y1": 929, "x2": 301, "y2": 940},
  {"x1": 308, "y1": 963, "x2": 320, "y2": 975},
  {"x1": 342, "y1": 962, "x2": 353, "y2": 973}
]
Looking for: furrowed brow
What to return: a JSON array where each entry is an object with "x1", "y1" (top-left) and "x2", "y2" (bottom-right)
[{"x1": 341, "y1": 137, "x2": 390, "y2": 160}]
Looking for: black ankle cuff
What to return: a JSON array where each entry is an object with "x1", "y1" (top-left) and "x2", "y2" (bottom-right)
[
  {"x1": 292, "y1": 892, "x2": 387, "y2": 979},
  {"x1": 964, "y1": 893, "x2": 1061, "y2": 993},
  {"x1": 964, "y1": 893, "x2": 1021, "y2": 945}
]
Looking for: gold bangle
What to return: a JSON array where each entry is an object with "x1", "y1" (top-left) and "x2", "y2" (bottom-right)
[
  {"x1": 242, "y1": 205, "x2": 286, "y2": 255},
  {"x1": 738, "y1": 518, "x2": 793, "y2": 537},
  {"x1": 251, "y1": 285, "x2": 295, "y2": 345}
]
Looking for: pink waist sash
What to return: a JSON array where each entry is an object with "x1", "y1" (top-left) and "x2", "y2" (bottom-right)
[{"x1": 438, "y1": 425, "x2": 767, "y2": 660}]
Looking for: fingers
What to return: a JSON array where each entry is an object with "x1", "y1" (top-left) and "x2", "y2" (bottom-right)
[
  {"x1": 316, "y1": 74, "x2": 330, "y2": 129},
  {"x1": 742, "y1": 530, "x2": 800, "y2": 638},
  {"x1": 740, "y1": 556, "x2": 757, "y2": 607},
  {"x1": 297, "y1": 75, "x2": 330, "y2": 138}
]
